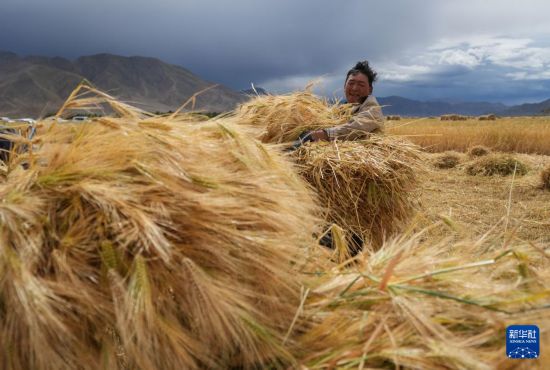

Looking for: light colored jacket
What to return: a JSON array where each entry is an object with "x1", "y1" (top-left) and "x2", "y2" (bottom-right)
[{"x1": 325, "y1": 95, "x2": 384, "y2": 140}]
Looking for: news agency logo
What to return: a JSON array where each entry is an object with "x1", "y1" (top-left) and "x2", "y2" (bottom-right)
[{"x1": 506, "y1": 325, "x2": 539, "y2": 359}]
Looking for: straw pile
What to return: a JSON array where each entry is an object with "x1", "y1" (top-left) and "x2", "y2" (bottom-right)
[
  {"x1": 433, "y1": 151, "x2": 462, "y2": 169},
  {"x1": 292, "y1": 226, "x2": 550, "y2": 369},
  {"x1": 466, "y1": 154, "x2": 529, "y2": 176},
  {"x1": 235, "y1": 91, "x2": 353, "y2": 143},
  {"x1": 468, "y1": 145, "x2": 492, "y2": 157},
  {"x1": 235, "y1": 90, "x2": 425, "y2": 247},
  {"x1": 541, "y1": 164, "x2": 550, "y2": 190},
  {"x1": 294, "y1": 138, "x2": 424, "y2": 248},
  {"x1": 0, "y1": 85, "x2": 321, "y2": 370}
]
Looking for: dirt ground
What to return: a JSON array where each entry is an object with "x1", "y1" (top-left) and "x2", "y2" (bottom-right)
[{"x1": 415, "y1": 152, "x2": 550, "y2": 246}]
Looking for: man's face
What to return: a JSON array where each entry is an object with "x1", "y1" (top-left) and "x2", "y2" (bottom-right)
[{"x1": 344, "y1": 72, "x2": 372, "y2": 103}]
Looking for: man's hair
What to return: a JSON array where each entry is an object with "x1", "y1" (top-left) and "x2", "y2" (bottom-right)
[{"x1": 345, "y1": 61, "x2": 378, "y2": 89}]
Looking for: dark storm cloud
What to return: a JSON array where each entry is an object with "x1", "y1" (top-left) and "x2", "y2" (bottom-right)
[
  {"x1": 0, "y1": 0, "x2": 439, "y2": 88},
  {"x1": 1, "y1": 0, "x2": 550, "y2": 103}
]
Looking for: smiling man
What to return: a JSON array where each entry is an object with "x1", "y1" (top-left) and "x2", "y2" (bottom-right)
[{"x1": 309, "y1": 60, "x2": 384, "y2": 141}]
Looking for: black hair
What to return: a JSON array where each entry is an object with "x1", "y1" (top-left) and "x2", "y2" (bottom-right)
[{"x1": 345, "y1": 60, "x2": 378, "y2": 89}]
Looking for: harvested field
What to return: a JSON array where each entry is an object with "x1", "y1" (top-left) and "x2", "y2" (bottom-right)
[
  {"x1": 418, "y1": 152, "x2": 550, "y2": 243},
  {"x1": 387, "y1": 116, "x2": 550, "y2": 154},
  {"x1": 1, "y1": 85, "x2": 549, "y2": 369}
]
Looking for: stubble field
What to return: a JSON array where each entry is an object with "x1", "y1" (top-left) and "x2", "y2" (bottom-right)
[{"x1": 389, "y1": 116, "x2": 550, "y2": 245}]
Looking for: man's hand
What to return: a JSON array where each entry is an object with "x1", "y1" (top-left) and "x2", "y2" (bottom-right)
[
  {"x1": 286, "y1": 129, "x2": 328, "y2": 152},
  {"x1": 309, "y1": 129, "x2": 329, "y2": 141}
]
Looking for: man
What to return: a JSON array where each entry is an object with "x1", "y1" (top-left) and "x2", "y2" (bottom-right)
[
  {"x1": 300, "y1": 60, "x2": 384, "y2": 144},
  {"x1": 303, "y1": 61, "x2": 384, "y2": 255}
]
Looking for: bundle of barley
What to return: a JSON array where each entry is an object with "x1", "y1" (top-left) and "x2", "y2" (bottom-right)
[
  {"x1": 235, "y1": 91, "x2": 353, "y2": 143},
  {"x1": 466, "y1": 154, "x2": 529, "y2": 176},
  {"x1": 478, "y1": 114, "x2": 497, "y2": 120},
  {"x1": 440, "y1": 114, "x2": 468, "y2": 121},
  {"x1": 433, "y1": 151, "x2": 462, "y2": 169},
  {"x1": 468, "y1": 145, "x2": 492, "y2": 157},
  {"x1": 293, "y1": 137, "x2": 424, "y2": 247},
  {"x1": 292, "y1": 226, "x2": 550, "y2": 369},
  {"x1": 541, "y1": 165, "x2": 550, "y2": 190},
  {"x1": 0, "y1": 85, "x2": 321, "y2": 370}
]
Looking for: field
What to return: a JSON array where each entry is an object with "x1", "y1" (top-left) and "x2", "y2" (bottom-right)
[
  {"x1": 1, "y1": 86, "x2": 549, "y2": 369},
  {"x1": 387, "y1": 116, "x2": 550, "y2": 154},
  {"x1": 388, "y1": 116, "x2": 550, "y2": 243},
  {"x1": 418, "y1": 152, "x2": 550, "y2": 243}
]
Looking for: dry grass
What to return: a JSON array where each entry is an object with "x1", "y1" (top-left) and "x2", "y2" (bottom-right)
[
  {"x1": 3, "y1": 84, "x2": 550, "y2": 369},
  {"x1": 293, "y1": 137, "x2": 425, "y2": 248},
  {"x1": 234, "y1": 91, "x2": 353, "y2": 143},
  {"x1": 541, "y1": 165, "x2": 550, "y2": 190},
  {"x1": 290, "y1": 152, "x2": 550, "y2": 369},
  {"x1": 234, "y1": 90, "x2": 425, "y2": 249},
  {"x1": 433, "y1": 151, "x2": 462, "y2": 169},
  {"x1": 468, "y1": 145, "x2": 492, "y2": 157},
  {"x1": 293, "y1": 226, "x2": 550, "y2": 369},
  {"x1": 0, "y1": 84, "x2": 322, "y2": 370},
  {"x1": 466, "y1": 154, "x2": 529, "y2": 177},
  {"x1": 417, "y1": 153, "x2": 550, "y2": 243},
  {"x1": 387, "y1": 117, "x2": 550, "y2": 154}
]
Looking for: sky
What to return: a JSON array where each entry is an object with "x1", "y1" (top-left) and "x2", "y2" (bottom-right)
[{"x1": 2, "y1": 0, "x2": 550, "y2": 104}]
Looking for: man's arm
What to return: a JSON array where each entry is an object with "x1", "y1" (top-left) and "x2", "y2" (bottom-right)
[{"x1": 324, "y1": 97, "x2": 384, "y2": 140}]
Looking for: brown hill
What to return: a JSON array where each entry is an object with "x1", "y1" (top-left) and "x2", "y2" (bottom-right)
[{"x1": 0, "y1": 51, "x2": 247, "y2": 118}]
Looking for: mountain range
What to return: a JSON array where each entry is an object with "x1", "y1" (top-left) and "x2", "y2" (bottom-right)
[
  {"x1": 0, "y1": 51, "x2": 246, "y2": 118},
  {"x1": 1, "y1": 51, "x2": 549, "y2": 118},
  {"x1": 377, "y1": 96, "x2": 550, "y2": 117}
]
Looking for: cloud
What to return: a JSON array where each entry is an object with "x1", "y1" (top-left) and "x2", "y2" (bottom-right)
[
  {"x1": 506, "y1": 70, "x2": 550, "y2": 81},
  {"x1": 372, "y1": 35, "x2": 550, "y2": 102},
  {"x1": 377, "y1": 64, "x2": 432, "y2": 82},
  {"x1": 1, "y1": 1, "x2": 550, "y2": 103},
  {"x1": 389, "y1": 36, "x2": 550, "y2": 74}
]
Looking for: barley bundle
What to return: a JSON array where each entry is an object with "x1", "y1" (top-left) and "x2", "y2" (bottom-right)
[
  {"x1": 466, "y1": 154, "x2": 529, "y2": 176},
  {"x1": 292, "y1": 227, "x2": 550, "y2": 369},
  {"x1": 433, "y1": 151, "x2": 462, "y2": 169},
  {"x1": 293, "y1": 137, "x2": 425, "y2": 247},
  {"x1": 235, "y1": 91, "x2": 353, "y2": 143},
  {"x1": 540, "y1": 165, "x2": 550, "y2": 190},
  {"x1": 468, "y1": 145, "x2": 492, "y2": 157},
  {"x1": 0, "y1": 86, "x2": 321, "y2": 370}
]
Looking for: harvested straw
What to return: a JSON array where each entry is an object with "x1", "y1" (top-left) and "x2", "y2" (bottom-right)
[
  {"x1": 433, "y1": 151, "x2": 461, "y2": 169},
  {"x1": 541, "y1": 164, "x2": 550, "y2": 190},
  {"x1": 292, "y1": 226, "x2": 550, "y2": 369},
  {"x1": 466, "y1": 154, "x2": 529, "y2": 176},
  {"x1": 293, "y1": 137, "x2": 424, "y2": 248},
  {"x1": 0, "y1": 84, "x2": 321, "y2": 370},
  {"x1": 440, "y1": 114, "x2": 468, "y2": 121},
  {"x1": 235, "y1": 89, "x2": 424, "y2": 248},
  {"x1": 235, "y1": 91, "x2": 353, "y2": 143},
  {"x1": 478, "y1": 114, "x2": 497, "y2": 121},
  {"x1": 468, "y1": 145, "x2": 492, "y2": 157}
]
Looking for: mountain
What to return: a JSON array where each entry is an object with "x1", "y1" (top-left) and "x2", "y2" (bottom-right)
[
  {"x1": 498, "y1": 99, "x2": 550, "y2": 116},
  {"x1": 0, "y1": 51, "x2": 247, "y2": 118},
  {"x1": 378, "y1": 96, "x2": 508, "y2": 117}
]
